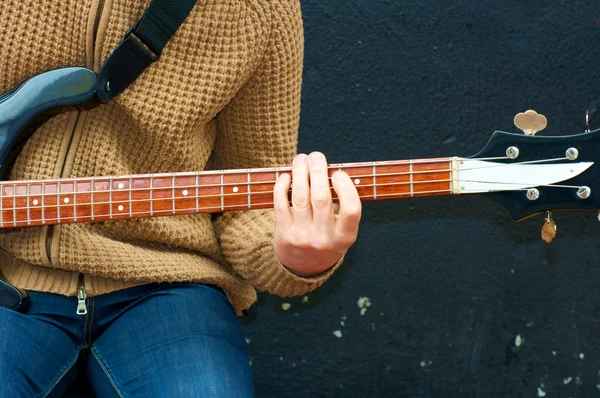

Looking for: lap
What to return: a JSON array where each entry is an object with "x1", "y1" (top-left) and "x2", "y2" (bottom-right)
[
  {"x1": 87, "y1": 283, "x2": 254, "y2": 398},
  {"x1": 0, "y1": 300, "x2": 81, "y2": 398}
]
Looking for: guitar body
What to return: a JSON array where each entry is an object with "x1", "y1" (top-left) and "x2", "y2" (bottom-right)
[{"x1": 0, "y1": 67, "x2": 97, "y2": 177}]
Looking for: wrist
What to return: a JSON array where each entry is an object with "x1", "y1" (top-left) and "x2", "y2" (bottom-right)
[{"x1": 275, "y1": 251, "x2": 342, "y2": 278}]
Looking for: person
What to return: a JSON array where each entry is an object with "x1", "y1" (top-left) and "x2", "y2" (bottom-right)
[{"x1": 0, "y1": 0, "x2": 361, "y2": 396}]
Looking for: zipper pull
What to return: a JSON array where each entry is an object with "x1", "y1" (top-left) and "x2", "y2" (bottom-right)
[{"x1": 76, "y1": 285, "x2": 88, "y2": 316}]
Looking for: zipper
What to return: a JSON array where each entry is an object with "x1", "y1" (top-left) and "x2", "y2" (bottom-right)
[
  {"x1": 76, "y1": 274, "x2": 88, "y2": 315},
  {"x1": 45, "y1": 112, "x2": 80, "y2": 264},
  {"x1": 93, "y1": 0, "x2": 106, "y2": 51},
  {"x1": 46, "y1": 0, "x2": 107, "y2": 312},
  {"x1": 74, "y1": 0, "x2": 107, "y2": 315}
]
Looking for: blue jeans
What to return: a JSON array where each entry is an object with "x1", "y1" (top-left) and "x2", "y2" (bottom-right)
[{"x1": 0, "y1": 282, "x2": 254, "y2": 397}]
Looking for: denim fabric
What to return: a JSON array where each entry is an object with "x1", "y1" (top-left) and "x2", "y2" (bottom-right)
[{"x1": 0, "y1": 282, "x2": 254, "y2": 397}]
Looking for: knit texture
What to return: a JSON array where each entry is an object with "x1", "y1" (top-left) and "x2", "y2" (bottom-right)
[{"x1": 0, "y1": 0, "x2": 339, "y2": 314}]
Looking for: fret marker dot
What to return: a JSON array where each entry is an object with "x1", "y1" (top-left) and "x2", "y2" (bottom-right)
[
  {"x1": 118, "y1": 205, "x2": 124, "y2": 211},
  {"x1": 118, "y1": 183, "x2": 124, "y2": 189},
  {"x1": 64, "y1": 198, "x2": 70, "y2": 204},
  {"x1": 233, "y1": 186, "x2": 239, "y2": 193},
  {"x1": 354, "y1": 179, "x2": 361, "y2": 185},
  {"x1": 32, "y1": 199, "x2": 39, "y2": 206}
]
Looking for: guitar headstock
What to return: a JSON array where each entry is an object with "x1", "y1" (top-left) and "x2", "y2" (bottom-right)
[{"x1": 468, "y1": 110, "x2": 600, "y2": 233}]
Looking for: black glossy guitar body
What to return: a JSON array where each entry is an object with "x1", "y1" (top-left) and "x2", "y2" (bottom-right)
[{"x1": 0, "y1": 68, "x2": 97, "y2": 174}]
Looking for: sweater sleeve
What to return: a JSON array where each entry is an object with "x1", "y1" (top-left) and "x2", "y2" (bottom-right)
[{"x1": 211, "y1": 0, "x2": 342, "y2": 297}]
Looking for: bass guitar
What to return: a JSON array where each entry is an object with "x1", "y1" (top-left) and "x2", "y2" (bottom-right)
[{"x1": 1, "y1": 67, "x2": 599, "y2": 310}]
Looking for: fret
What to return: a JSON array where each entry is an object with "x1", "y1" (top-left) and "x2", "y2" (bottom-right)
[
  {"x1": 195, "y1": 174, "x2": 199, "y2": 212},
  {"x1": 372, "y1": 163, "x2": 377, "y2": 199},
  {"x1": 41, "y1": 182, "x2": 45, "y2": 225},
  {"x1": 12, "y1": 182, "x2": 17, "y2": 227},
  {"x1": 129, "y1": 178, "x2": 133, "y2": 218},
  {"x1": 149, "y1": 176, "x2": 154, "y2": 216},
  {"x1": 109, "y1": 178, "x2": 113, "y2": 219},
  {"x1": 90, "y1": 178, "x2": 95, "y2": 221},
  {"x1": 26, "y1": 183, "x2": 31, "y2": 225},
  {"x1": 73, "y1": 180, "x2": 77, "y2": 223},
  {"x1": 247, "y1": 170, "x2": 251, "y2": 209},
  {"x1": 220, "y1": 173, "x2": 224, "y2": 211},
  {"x1": 409, "y1": 160, "x2": 414, "y2": 197},
  {"x1": 0, "y1": 184, "x2": 3, "y2": 228},
  {"x1": 172, "y1": 174, "x2": 176, "y2": 215},
  {"x1": 56, "y1": 181, "x2": 61, "y2": 224}
]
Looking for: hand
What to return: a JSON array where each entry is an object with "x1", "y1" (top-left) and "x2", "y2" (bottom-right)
[{"x1": 273, "y1": 152, "x2": 362, "y2": 277}]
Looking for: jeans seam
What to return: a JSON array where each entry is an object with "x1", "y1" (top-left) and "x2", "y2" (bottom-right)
[
  {"x1": 91, "y1": 346, "x2": 126, "y2": 398},
  {"x1": 83, "y1": 306, "x2": 89, "y2": 347},
  {"x1": 39, "y1": 347, "x2": 82, "y2": 398},
  {"x1": 86, "y1": 297, "x2": 96, "y2": 347}
]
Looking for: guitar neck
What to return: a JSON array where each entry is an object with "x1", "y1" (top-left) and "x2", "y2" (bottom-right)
[{"x1": 0, "y1": 157, "x2": 454, "y2": 228}]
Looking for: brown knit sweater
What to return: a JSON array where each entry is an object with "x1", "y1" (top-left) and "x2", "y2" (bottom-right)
[{"x1": 0, "y1": 0, "x2": 338, "y2": 314}]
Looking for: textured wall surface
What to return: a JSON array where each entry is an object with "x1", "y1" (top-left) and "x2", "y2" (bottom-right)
[{"x1": 241, "y1": 1, "x2": 600, "y2": 396}]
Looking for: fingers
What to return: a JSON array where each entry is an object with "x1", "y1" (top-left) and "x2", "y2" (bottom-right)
[
  {"x1": 308, "y1": 152, "x2": 334, "y2": 230},
  {"x1": 331, "y1": 171, "x2": 362, "y2": 244},
  {"x1": 277, "y1": 153, "x2": 361, "y2": 250},
  {"x1": 291, "y1": 154, "x2": 312, "y2": 230},
  {"x1": 273, "y1": 172, "x2": 293, "y2": 232}
]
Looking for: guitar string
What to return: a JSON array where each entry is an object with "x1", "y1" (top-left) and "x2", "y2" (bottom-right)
[
  {"x1": 0, "y1": 154, "x2": 581, "y2": 199},
  {"x1": 0, "y1": 177, "x2": 584, "y2": 217},
  {"x1": 0, "y1": 178, "x2": 586, "y2": 213},
  {"x1": 0, "y1": 189, "x2": 459, "y2": 225},
  {"x1": 0, "y1": 153, "x2": 575, "y2": 191},
  {"x1": 2, "y1": 182, "x2": 585, "y2": 226},
  {"x1": 0, "y1": 156, "x2": 498, "y2": 186}
]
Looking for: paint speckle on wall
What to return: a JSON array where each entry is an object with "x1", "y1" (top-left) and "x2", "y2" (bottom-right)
[
  {"x1": 357, "y1": 296, "x2": 371, "y2": 315},
  {"x1": 514, "y1": 334, "x2": 523, "y2": 347}
]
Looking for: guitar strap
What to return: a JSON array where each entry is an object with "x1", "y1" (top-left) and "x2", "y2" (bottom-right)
[
  {"x1": 96, "y1": 0, "x2": 199, "y2": 103},
  {"x1": 0, "y1": 0, "x2": 198, "y2": 312}
]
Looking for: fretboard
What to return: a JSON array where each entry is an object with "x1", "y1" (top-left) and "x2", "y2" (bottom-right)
[{"x1": 0, "y1": 158, "x2": 453, "y2": 228}]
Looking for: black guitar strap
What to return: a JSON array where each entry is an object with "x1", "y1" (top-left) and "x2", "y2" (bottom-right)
[{"x1": 96, "y1": 0, "x2": 199, "y2": 103}]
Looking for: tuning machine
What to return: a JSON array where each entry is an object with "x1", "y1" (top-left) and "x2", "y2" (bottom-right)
[
  {"x1": 541, "y1": 210, "x2": 556, "y2": 243},
  {"x1": 514, "y1": 110, "x2": 547, "y2": 136}
]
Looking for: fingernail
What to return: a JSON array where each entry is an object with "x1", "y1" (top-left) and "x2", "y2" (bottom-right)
[
  {"x1": 333, "y1": 171, "x2": 345, "y2": 181},
  {"x1": 295, "y1": 154, "x2": 307, "y2": 164},
  {"x1": 309, "y1": 152, "x2": 323, "y2": 164}
]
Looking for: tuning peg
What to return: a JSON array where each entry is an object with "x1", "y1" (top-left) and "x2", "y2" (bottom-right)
[
  {"x1": 541, "y1": 211, "x2": 557, "y2": 243},
  {"x1": 514, "y1": 110, "x2": 547, "y2": 136}
]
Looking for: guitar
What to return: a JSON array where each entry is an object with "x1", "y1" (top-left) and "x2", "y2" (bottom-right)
[{"x1": 1, "y1": 67, "x2": 599, "y2": 310}]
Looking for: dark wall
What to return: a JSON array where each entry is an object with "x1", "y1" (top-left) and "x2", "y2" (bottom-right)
[{"x1": 240, "y1": 1, "x2": 600, "y2": 396}]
